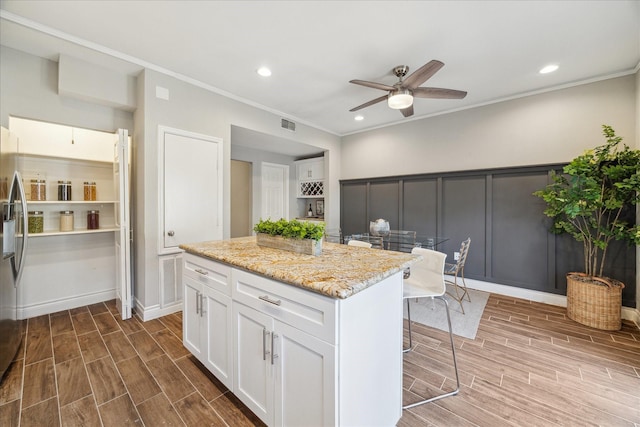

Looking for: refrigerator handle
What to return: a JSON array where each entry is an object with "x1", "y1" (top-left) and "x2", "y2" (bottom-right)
[{"x1": 10, "y1": 171, "x2": 28, "y2": 285}]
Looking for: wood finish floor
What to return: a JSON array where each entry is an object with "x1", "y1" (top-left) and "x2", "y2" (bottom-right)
[
  {"x1": 0, "y1": 294, "x2": 638, "y2": 426},
  {"x1": 0, "y1": 300, "x2": 264, "y2": 427}
]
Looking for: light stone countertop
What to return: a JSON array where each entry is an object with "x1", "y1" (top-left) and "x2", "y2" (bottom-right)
[{"x1": 179, "y1": 236, "x2": 420, "y2": 299}]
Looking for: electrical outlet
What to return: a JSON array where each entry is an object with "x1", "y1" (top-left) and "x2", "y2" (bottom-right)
[{"x1": 454, "y1": 251, "x2": 460, "y2": 261}]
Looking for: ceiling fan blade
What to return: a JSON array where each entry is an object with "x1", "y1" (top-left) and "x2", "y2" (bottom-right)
[
  {"x1": 413, "y1": 87, "x2": 468, "y2": 99},
  {"x1": 400, "y1": 105, "x2": 414, "y2": 117},
  {"x1": 349, "y1": 95, "x2": 388, "y2": 112},
  {"x1": 402, "y1": 60, "x2": 444, "y2": 89},
  {"x1": 349, "y1": 79, "x2": 395, "y2": 91}
]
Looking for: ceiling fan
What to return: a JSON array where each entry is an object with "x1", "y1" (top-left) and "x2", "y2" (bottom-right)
[{"x1": 348, "y1": 60, "x2": 467, "y2": 117}]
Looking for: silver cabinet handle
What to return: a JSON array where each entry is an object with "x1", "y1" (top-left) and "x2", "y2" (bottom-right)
[
  {"x1": 271, "y1": 333, "x2": 278, "y2": 365},
  {"x1": 259, "y1": 295, "x2": 281, "y2": 306},
  {"x1": 195, "y1": 290, "x2": 200, "y2": 315},
  {"x1": 194, "y1": 268, "x2": 208, "y2": 276},
  {"x1": 167, "y1": 230, "x2": 175, "y2": 236},
  {"x1": 200, "y1": 293, "x2": 205, "y2": 318},
  {"x1": 263, "y1": 329, "x2": 269, "y2": 361}
]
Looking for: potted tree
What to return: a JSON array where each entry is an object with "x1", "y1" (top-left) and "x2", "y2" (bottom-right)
[
  {"x1": 254, "y1": 218, "x2": 325, "y2": 256},
  {"x1": 534, "y1": 125, "x2": 640, "y2": 330}
]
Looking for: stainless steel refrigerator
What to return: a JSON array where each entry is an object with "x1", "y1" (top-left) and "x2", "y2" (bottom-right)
[{"x1": 1, "y1": 126, "x2": 28, "y2": 381}]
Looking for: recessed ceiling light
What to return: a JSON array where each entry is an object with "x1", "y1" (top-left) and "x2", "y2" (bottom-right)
[
  {"x1": 539, "y1": 64, "x2": 559, "y2": 74},
  {"x1": 257, "y1": 66, "x2": 272, "y2": 77},
  {"x1": 354, "y1": 115, "x2": 364, "y2": 121}
]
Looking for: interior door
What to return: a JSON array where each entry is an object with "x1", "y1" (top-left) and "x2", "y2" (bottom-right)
[
  {"x1": 261, "y1": 162, "x2": 289, "y2": 220},
  {"x1": 114, "y1": 129, "x2": 132, "y2": 320},
  {"x1": 161, "y1": 128, "x2": 223, "y2": 252}
]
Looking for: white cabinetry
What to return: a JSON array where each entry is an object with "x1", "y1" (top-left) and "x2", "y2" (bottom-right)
[
  {"x1": 296, "y1": 157, "x2": 324, "y2": 181},
  {"x1": 232, "y1": 268, "x2": 335, "y2": 426},
  {"x1": 182, "y1": 253, "x2": 403, "y2": 426},
  {"x1": 295, "y1": 157, "x2": 324, "y2": 198},
  {"x1": 182, "y1": 253, "x2": 233, "y2": 389}
]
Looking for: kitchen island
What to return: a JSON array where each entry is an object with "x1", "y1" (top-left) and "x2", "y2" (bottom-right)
[{"x1": 180, "y1": 236, "x2": 418, "y2": 427}]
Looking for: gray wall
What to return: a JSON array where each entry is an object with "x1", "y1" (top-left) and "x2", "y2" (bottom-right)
[{"x1": 340, "y1": 166, "x2": 636, "y2": 308}]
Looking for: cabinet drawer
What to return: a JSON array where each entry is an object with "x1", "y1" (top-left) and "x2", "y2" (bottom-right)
[
  {"x1": 232, "y1": 269, "x2": 336, "y2": 343},
  {"x1": 184, "y1": 253, "x2": 231, "y2": 296}
]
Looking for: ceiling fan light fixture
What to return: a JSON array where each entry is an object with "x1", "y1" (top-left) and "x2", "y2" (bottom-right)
[{"x1": 387, "y1": 89, "x2": 413, "y2": 109}]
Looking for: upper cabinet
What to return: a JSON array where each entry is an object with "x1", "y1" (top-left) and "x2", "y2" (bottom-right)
[{"x1": 295, "y1": 157, "x2": 324, "y2": 198}]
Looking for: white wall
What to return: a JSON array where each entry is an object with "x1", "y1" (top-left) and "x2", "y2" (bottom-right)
[
  {"x1": 341, "y1": 75, "x2": 635, "y2": 179},
  {"x1": 134, "y1": 69, "x2": 341, "y2": 315},
  {"x1": 0, "y1": 46, "x2": 133, "y2": 132}
]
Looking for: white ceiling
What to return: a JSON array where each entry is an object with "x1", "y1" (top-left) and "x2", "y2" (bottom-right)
[{"x1": 1, "y1": 0, "x2": 639, "y2": 141}]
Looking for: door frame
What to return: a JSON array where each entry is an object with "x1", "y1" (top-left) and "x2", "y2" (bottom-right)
[{"x1": 157, "y1": 125, "x2": 223, "y2": 255}]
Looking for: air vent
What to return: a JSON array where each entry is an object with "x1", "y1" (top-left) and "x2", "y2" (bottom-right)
[{"x1": 281, "y1": 118, "x2": 296, "y2": 132}]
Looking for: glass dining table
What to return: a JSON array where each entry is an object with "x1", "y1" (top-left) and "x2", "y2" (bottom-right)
[{"x1": 344, "y1": 230, "x2": 449, "y2": 253}]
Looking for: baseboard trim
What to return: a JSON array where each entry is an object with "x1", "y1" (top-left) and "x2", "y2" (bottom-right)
[
  {"x1": 135, "y1": 298, "x2": 183, "y2": 321},
  {"x1": 460, "y1": 277, "x2": 640, "y2": 325},
  {"x1": 18, "y1": 290, "x2": 116, "y2": 320}
]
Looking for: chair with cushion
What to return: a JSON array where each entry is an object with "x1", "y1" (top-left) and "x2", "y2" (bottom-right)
[
  {"x1": 403, "y1": 247, "x2": 460, "y2": 409},
  {"x1": 347, "y1": 239, "x2": 372, "y2": 248},
  {"x1": 445, "y1": 238, "x2": 471, "y2": 314}
]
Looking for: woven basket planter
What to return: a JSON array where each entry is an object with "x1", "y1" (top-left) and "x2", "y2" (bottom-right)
[
  {"x1": 256, "y1": 233, "x2": 322, "y2": 256},
  {"x1": 566, "y1": 272, "x2": 624, "y2": 331}
]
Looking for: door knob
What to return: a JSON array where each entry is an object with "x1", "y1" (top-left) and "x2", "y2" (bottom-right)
[{"x1": 167, "y1": 230, "x2": 175, "y2": 236}]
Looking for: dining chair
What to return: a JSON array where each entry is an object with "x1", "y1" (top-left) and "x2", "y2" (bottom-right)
[
  {"x1": 386, "y1": 230, "x2": 417, "y2": 252},
  {"x1": 324, "y1": 228, "x2": 342, "y2": 244},
  {"x1": 403, "y1": 247, "x2": 460, "y2": 409},
  {"x1": 445, "y1": 238, "x2": 471, "y2": 314},
  {"x1": 347, "y1": 239, "x2": 372, "y2": 248}
]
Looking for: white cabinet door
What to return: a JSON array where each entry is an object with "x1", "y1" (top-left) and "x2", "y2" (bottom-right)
[
  {"x1": 274, "y1": 320, "x2": 336, "y2": 427},
  {"x1": 183, "y1": 277, "x2": 202, "y2": 358},
  {"x1": 309, "y1": 159, "x2": 324, "y2": 181},
  {"x1": 296, "y1": 158, "x2": 324, "y2": 181},
  {"x1": 114, "y1": 129, "x2": 132, "y2": 320},
  {"x1": 202, "y1": 285, "x2": 233, "y2": 390},
  {"x1": 233, "y1": 303, "x2": 274, "y2": 426},
  {"x1": 160, "y1": 127, "x2": 223, "y2": 253}
]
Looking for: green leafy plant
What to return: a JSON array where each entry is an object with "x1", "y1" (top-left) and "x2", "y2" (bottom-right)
[
  {"x1": 253, "y1": 218, "x2": 325, "y2": 241},
  {"x1": 533, "y1": 125, "x2": 640, "y2": 278}
]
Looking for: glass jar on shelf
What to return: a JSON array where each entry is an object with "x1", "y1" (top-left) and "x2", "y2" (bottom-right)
[
  {"x1": 59, "y1": 210, "x2": 74, "y2": 232},
  {"x1": 30, "y1": 179, "x2": 46, "y2": 201},
  {"x1": 83, "y1": 181, "x2": 97, "y2": 201},
  {"x1": 58, "y1": 180, "x2": 72, "y2": 201},
  {"x1": 28, "y1": 211, "x2": 44, "y2": 233},
  {"x1": 87, "y1": 210, "x2": 99, "y2": 230}
]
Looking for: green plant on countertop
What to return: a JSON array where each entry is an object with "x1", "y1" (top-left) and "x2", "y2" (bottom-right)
[
  {"x1": 533, "y1": 125, "x2": 640, "y2": 279},
  {"x1": 253, "y1": 218, "x2": 325, "y2": 241}
]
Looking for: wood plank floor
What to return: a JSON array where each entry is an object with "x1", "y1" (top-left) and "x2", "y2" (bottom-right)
[{"x1": 1, "y1": 294, "x2": 638, "y2": 426}]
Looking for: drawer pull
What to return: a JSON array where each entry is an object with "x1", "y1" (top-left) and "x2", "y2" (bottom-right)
[
  {"x1": 259, "y1": 295, "x2": 282, "y2": 306},
  {"x1": 194, "y1": 268, "x2": 208, "y2": 276}
]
